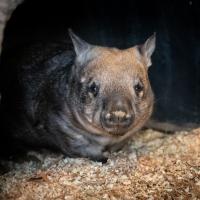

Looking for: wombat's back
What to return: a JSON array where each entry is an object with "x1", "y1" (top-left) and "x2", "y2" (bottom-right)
[{"x1": 0, "y1": 40, "x2": 75, "y2": 156}]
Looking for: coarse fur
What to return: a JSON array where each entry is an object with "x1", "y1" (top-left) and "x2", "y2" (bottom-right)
[{"x1": 0, "y1": 30, "x2": 156, "y2": 162}]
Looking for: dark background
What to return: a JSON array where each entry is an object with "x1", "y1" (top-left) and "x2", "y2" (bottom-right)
[{"x1": 0, "y1": 0, "x2": 200, "y2": 129}]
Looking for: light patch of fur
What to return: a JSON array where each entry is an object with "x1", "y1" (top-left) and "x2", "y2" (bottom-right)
[{"x1": 112, "y1": 110, "x2": 126, "y2": 118}]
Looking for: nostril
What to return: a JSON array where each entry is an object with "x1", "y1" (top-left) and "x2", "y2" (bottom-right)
[
  {"x1": 125, "y1": 114, "x2": 132, "y2": 120},
  {"x1": 105, "y1": 113, "x2": 111, "y2": 120},
  {"x1": 104, "y1": 112, "x2": 113, "y2": 124},
  {"x1": 125, "y1": 114, "x2": 134, "y2": 125}
]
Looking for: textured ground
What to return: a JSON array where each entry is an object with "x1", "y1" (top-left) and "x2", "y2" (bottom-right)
[{"x1": 0, "y1": 128, "x2": 200, "y2": 200}]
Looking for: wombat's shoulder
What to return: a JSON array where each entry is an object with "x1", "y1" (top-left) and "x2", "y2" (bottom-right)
[
  {"x1": 0, "y1": 40, "x2": 75, "y2": 119},
  {"x1": 19, "y1": 41, "x2": 75, "y2": 72},
  {"x1": 0, "y1": 40, "x2": 75, "y2": 92}
]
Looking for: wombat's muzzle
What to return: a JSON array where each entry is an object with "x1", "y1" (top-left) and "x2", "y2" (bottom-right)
[{"x1": 101, "y1": 96, "x2": 134, "y2": 134}]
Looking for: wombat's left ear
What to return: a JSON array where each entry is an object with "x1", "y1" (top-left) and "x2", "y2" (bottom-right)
[
  {"x1": 139, "y1": 33, "x2": 156, "y2": 68},
  {"x1": 68, "y1": 28, "x2": 92, "y2": 57}
]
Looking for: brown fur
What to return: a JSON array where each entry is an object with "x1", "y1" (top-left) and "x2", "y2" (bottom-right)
[
  {"x1": 87, "y1": 47, "x2": 149, "y2": 93},
  {"x1": 80, "y1": 47, "x2": 153, "y2": 135},
  {"x1": 0, "y1": 30, "x2": 156, "y2": 162}
]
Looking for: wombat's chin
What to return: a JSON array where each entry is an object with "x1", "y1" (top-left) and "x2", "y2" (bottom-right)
[
  {"x1": 82, "y1": 119, "x2": 127, "y2": 137},
  {"x1": 102, "y1": 126, "x2": 131, "y2": 136}
]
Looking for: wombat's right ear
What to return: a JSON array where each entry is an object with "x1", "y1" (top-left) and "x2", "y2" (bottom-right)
[{"x1": 68, "y1": 29, "x2": 92, "y2": 57}]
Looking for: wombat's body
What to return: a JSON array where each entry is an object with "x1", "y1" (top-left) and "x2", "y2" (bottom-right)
[{"x1": 0, "y1": 30, "x2": 155, "y2": 162}]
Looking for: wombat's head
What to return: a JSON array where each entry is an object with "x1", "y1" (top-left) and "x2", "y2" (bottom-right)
[{"x1": 68, "y1": 29, "x2": 155, "y2": 137}]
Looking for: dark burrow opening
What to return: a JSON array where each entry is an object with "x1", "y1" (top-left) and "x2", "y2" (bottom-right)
[
  {"x1": 0, "y1": 0, "x2": 200, "y2": 164},
  {"x1": 1, "y1": 0, "x2": 200, "y2": 130}
]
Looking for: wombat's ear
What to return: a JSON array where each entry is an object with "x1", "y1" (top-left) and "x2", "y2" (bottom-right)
[
  {"x1": 68, "y1": 29, "x2": 92, "y2": 57},
  {"x1": 139, "y1": 33, "x2": 156, "y2": 68}
]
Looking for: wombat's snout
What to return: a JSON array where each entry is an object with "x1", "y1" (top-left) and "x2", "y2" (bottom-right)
[{"x1": 101, "y1": 96, "x2": 134, "y2": 134}]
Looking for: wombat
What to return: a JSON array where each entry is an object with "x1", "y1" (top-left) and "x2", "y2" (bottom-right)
[{"x1": 0, "y1": 30, "x2": 155, "y2": 162}]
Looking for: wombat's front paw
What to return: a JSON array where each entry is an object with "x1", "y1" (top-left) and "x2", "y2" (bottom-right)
[{"x1": 90, "y1": 156, "x2": 108, "y2": 163}]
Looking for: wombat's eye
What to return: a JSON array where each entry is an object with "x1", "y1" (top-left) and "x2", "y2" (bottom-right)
[
  {"x1": 134, "y1": 83, "x2": 144, "y2": 96},
  {"x1": 88, "y1": 82, "x2": 99, "y2": 97}
]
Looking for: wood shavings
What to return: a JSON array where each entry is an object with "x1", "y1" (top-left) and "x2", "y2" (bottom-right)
[{"x1": 0, "y1": 128, "x2": 200, "y2": 199}]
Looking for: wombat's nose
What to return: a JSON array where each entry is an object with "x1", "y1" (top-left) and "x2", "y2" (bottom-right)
[
  {"x1": 102, "y1": 96, "x2": 134, "y2": 130},
  {"x1": 104, "y1": 111, "x2": 134, "y2": 127}
]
